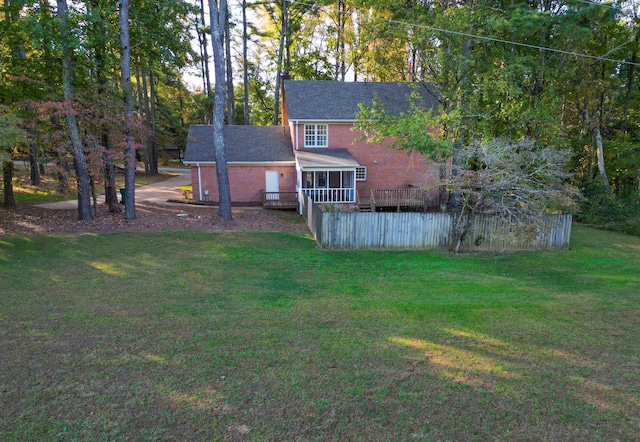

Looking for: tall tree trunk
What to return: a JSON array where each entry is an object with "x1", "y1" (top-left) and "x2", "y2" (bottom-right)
[
  {"x1": 5, "y1": 0, "x2": 26, "y2": 60},
  {"x1": 225, "y1": 6, "x2": 236, "y2": 125},
  {"x1": 100, "y1": 106, "x2": 120, "y2": 212},
  {"x1": 622, "y1": 31, "x2": 638, "y2": 134},
  {"x1": 119, "y1": 0, "x2": 136, "y2": 219},
  {"x1": 410, "y1": 42, "x2": 417, "y2": 81},
  {"x1": 195, "y1": 16, "x2": 207, "y2": 93},
  {"x1": 102, "y1": 131, "x2": 120, "y2": 212},
  {"x1": 141, "y1": 68, "x2": 152, "y2": 175},
  {"x1": 525, "y1": 0, "x2": 551, "y2": 137},
  {"x1": 596, "y1": 73, "x2": 610, "y2": 188},
  {"x1": 199, "y1": 0, "x2": 212, "y2": 98},
  {"x1": 56, "y1": 156, "x2": 70, "y2": 193},
  {"x1": 28, "y1": 136, "x2": 40, "y2": 186},
  {"x1": 283, "y1": 0, "x2": 290, "y2": 72},
  {"x1": 135, "y1": 68, "x2": 149, "y2": 172},
  {"x1": 209, "y1": 0, "x2": 232, "y2": 220},
  {"x1": 272, "y1": 0, "x2": 287, "y2": 126},
  {"x1": 91, "y1": 9, "x2": 120, "y2": 213},
  {"x1": 242, "y1": 0, "x2": 249, "y2": 125},
  {"x1": 26, "y1": 100, "x2": 41, "y2": 186},
  {"x1": 149, "y1": 69, "x2": 158, "y2": 175},
  {"x1": 595, "y1": 127, "x2": 608, "y2": 186},
  {"x1": 195, "y1": 8, "x2": 212, "y2": 125},
  {"x1": 594, "y1": 124, "x2": 608, "y2": 187},
  {"x1": 333, "y1": 0, "x2": 347, "y2": 81},
  {"x1": 584, "y1": 107, "x2": 609, "y2": 187},
  {"x1": 3, "y1": 160, "x2": 16, "y2": 208},
  {"x1": 352, "y1": 8, "x2": 361, "y2": 82},
  {"x1": 57, "y1": 0, "x2": 92, "y2": 220},
  {"x1": 90, "y1": 175, "x2": 98, "y2": 217},
  {"x1": 536, "y1": 0, "x2": 551, "y2": 92}
]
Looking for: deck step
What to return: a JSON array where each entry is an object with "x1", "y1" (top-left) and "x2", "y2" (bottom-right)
[{"x1": 359, "y1": 205, "x2": 372, "y2": 212}]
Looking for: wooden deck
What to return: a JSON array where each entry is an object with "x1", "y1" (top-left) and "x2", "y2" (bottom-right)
[
  {"x1": 370, "y1": 188, "x2": 434, "y2": 212},
  {"x1": 262, "y1": 191, "x2": 298, "y2": 210}
]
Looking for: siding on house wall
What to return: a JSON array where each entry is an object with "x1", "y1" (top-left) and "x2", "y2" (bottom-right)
[
  {"x1": 290, "y1": 122, "x2": 440, "y2": 198},
  {"x1": 191, "y1": 165, "x2": 296, "y2": 203}
]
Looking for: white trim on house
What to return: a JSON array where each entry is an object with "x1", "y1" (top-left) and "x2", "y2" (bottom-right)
[
  {"x1": 298, "y1": 165, "x2": 356, "y2": 171},
  {"x1": 184, "y1": 161, "x2": 296, "y2": 166},
  {"x1": 290, "y1": 119, "x2": 357, "y2": 123},
  {"x1": 197, "y1": 163, "x2": 203, "y2": 201}
]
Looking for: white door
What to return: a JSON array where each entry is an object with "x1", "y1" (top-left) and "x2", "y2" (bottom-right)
[{"x1": 265, "y1": 170, "x2": 280, "y2": 200}]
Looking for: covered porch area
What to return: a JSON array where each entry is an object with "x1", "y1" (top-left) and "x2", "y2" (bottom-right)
[{"x1": 295, "y1": 149, "x2": 360, "y2": 206}]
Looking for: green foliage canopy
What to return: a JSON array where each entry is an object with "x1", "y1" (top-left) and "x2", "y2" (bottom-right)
[{"x1": 354, "y1": 91, "x2": 453, "y2": 161}]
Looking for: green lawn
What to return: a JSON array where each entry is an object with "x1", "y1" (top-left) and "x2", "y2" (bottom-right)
[{"x1": 1, "y1": 226, "x2": 638, "y2": 441}]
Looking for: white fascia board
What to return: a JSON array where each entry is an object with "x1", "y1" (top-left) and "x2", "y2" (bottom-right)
[
  {"x1": 184, "y1": 161, "x2": 296, "y2": 166},
  {"x1": 297, "y1": 164, "x2": 358, "y2": 171},
  {"x1": 290, "y1": 119, "x2": 356, "y2": 124},
  {"x1": 232, "y1": 161, "x2": 296, "y2": 166},
  {"x1": 184, "y1": 161, "x2": 214, "y2": 166}
]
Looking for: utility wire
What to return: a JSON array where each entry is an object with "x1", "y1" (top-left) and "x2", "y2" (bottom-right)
[
  {"x1": 289, "y1": 0, "x2": 640, "y2": 67},
  {"x1": 571, "y1": 0, "x2": 620, "y2": 10}
]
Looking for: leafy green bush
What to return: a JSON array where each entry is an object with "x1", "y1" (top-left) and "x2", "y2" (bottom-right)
[
  {"x1": 158, "y1": 149, "x2": 173, "y2": 166},
  {"x1": 577, "y1": 179, "x2": 640, "y2": 235}
]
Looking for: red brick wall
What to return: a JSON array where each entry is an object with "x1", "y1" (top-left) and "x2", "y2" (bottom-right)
[
  {"x1": 289, "y1": 122, "x2": 440, "y2": 198},
  {"x1": 191, "y1": 164, "x2": 296, "y2": 203}
]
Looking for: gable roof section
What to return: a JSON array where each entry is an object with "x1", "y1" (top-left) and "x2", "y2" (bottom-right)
[
  {"x1": 184, "y1": 125, "x2": 295, "y2": 164},
  {"x1": 284, "y1": 80, "x2": 439, "y2": 121}
]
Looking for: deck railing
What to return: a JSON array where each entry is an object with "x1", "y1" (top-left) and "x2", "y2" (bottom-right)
[
  {"x1": 301, "y1": 187, "x2": 356, "y2": 204},
  {"x1": 370, "y1": 188, "x2": 433, "y2": 211},
  {"x1": 262, "y1": 191, "x2": 298, "y2": 209}
]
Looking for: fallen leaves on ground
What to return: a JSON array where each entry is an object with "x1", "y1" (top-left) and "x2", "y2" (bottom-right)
[{"x1": 0, "y1": 203, "x2": 309, "y2": 236}]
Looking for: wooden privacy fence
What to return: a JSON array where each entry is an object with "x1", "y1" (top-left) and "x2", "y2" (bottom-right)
[{"x1": 302, "y1": 194, "x2": 572, "y2": 251}]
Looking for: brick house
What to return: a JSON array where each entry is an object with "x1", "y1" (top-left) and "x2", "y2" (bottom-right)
[
  {"x1": 184, "y1": 80, "x2": 441, "y2": 209},
  {"x1": 184, "y1": 125, "x2": 296, "y2": 203}
]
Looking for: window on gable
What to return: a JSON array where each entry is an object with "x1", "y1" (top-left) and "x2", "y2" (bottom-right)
[
  {"x1": 304, "y1": 124, "x2": 328, "y2": 147},
  {"x1": 355, "y1": 166, "x2": 367, "y2": 181}
]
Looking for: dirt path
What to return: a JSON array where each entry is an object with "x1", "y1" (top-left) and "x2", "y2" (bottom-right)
[{"x1": 35, "y1": 172, "x2": 191, "y2": 209}]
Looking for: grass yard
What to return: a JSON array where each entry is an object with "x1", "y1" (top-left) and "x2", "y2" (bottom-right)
[{"x1": 1, "y1": 226, "x2": 639, "y2": 441}]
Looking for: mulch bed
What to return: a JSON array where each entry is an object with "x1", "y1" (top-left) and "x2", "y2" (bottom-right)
[{"x1": 0, "y1": 202, "x2": 310, "y2": 236}]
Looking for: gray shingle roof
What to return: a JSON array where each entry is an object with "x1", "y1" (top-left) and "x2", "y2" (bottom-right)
[
  {"x1": 284, "y1": 80, "x2": 439, "y2": 121},
  {"x1": 295, "y1": 149, "x2": 359, "y2": 168},
  {"x1": 184, "y1": 125, "x2": 295, "y2": 163}
]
